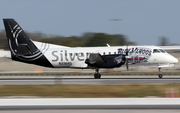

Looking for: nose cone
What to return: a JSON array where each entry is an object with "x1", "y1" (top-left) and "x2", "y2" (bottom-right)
[
  {"x1": 172, "y1": 57, "x2": 178, "y2": 64},
  {"x1": 168, "y1": 55, "x2": 178, "y2": 64}
]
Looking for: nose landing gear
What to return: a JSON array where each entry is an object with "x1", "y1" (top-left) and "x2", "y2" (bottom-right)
[{"x1": 158, "y1": 68, "x2": 163, "y2": 78}]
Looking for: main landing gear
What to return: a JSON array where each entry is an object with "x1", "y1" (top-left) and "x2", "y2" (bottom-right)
[
  {"x1": 93, "y1": 68, "x2": 164, "y2": 79},
  {"x1": 158, "y1": 68, "x2": 163, "y2": 78},
  {"x1": 94, "y1": 68, "x2": 101, "y2": 79}
]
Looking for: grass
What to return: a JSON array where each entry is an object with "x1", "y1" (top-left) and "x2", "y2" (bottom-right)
[{"x1": 0, "y1": 84, "x2": 179, "y2": 97}]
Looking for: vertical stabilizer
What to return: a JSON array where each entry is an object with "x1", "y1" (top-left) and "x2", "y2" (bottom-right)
[
  {"x1": 3, "y1": 19, "x2": 39, "y2": 56},
  {"x1": 3, "y1": 19, "x2": 53, "y2": 67}
]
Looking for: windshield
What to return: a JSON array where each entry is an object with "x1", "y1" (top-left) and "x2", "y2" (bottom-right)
[
  {"x1": 153, "y1": 49, "x2": 166, "y2": 53},
  {"x1": 159, "y1": 49, "x2": 166, "y2": 53},
  {"x1": 153, "y1": 49, "x2": 160, "y2": 53}
]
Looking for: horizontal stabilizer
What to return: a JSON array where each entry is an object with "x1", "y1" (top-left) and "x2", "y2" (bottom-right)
[
  {"x1": 88, "y1": 53, "x2": 106, "y2": 64},
  {"x1": 16, "y1": 44, "x2": 32, "y2": 56}
]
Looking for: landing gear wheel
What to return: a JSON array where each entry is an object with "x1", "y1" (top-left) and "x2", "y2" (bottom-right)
[
  {"x1": 94, "y1": 68, "x2": 101, "y2": 79},
  {"x1": 94, "y1": 73, "x2": 101, "y2": 79},
  {"x1": 158, "y1": 74, "x2": 163, "y2": 78},
  {"x1": 158, "y1": 68, "x2": 163, "y2": 78}
]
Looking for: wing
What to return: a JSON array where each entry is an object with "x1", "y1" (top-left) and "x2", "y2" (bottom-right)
[{"x1": 159, "y1": 46, "x2": 180, "y2": 52}]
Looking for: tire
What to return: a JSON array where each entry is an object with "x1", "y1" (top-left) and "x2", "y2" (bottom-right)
[
  {"x1": 158, "y1": 74, "x2": 163, "y2": 78},
  {"x1": 98, "y1": 74, "x2": 101, "y2": 79},
  {"x1": 94, "y1": 73, "x2": 101, "y2": 79}
]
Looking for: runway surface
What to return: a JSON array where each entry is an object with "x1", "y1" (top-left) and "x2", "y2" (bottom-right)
[
  {"x1": 1, "y1": 109, "x2": 180, "y2": 113},
  {"x1": 0, "y1": 98, "x2": 180, "y2": 109},
  {"x1": 0, "y1": 76, "x2": 179, "y2": 85}
]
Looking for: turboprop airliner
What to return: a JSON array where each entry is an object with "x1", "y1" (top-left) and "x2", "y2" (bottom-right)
[{"x1": 3, "y1": 19, "x2": 178, "y2": 79}]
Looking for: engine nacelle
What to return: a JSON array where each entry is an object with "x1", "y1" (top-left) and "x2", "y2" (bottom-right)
[{"x1": 85, "y1": 54, "x2": 126, "y2": 68}]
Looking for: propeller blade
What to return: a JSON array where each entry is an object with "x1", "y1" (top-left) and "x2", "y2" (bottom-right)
[
  {"x1": 126, "y1": 46, "x2": 128, "y2": 56},
  {"x1": 126, "y1": 63, "x2": 129, "y2": 71},
  {"x1": 125, "y1": 45, "x2": 129, "y2": 71}
]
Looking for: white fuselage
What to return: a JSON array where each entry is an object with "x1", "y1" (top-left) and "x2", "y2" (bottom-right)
[{"x1": 34, "y1": 41, "x2": 178, "y2": 69}]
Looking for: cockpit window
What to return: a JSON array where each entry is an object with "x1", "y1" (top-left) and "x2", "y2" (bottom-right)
[
  {"x1": 153, "y1": 49, "x2": 160, "y2": 53},
  {"x1": 153, "y1": 49, "x2": 166, "y2": 53},
  {"x1": 159, "y1": 49, "x2": 166, "y2": 53}
]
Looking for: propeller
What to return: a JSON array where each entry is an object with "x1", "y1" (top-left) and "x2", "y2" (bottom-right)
[{"x1": 125, "y1": 45, "x2": 129, "y2": 71}]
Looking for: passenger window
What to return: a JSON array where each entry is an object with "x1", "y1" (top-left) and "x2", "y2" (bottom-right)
[{"x1": 109, "y1": 52, "x2": 111, "y2": 55}]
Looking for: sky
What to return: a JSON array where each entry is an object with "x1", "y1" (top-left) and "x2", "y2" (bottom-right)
[{"x1": 0, "y1": 0, "x2": 180, "y2": 45}]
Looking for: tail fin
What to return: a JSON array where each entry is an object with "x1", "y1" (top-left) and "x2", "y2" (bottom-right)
[
  {"x1": 3, "y1": 19, "x2": 39, "y2": 56},
  {"x1": 3, "y1": 19, "x2": 53, "y2": 67}
]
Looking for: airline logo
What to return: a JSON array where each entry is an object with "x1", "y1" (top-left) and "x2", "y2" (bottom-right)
[
  {"x1": 7, "y1": 24, "x2": 43, "y2": 61},
  {"x1": 12, "y1": 25, "x2": 22, "y2": 40},
  {"x1": 114, "y1": 55, "x2": 124, "y2": 64},
  {"x1": 117, "y1": 47, "x2": 152, "y2": 63},
  {"x1": 118, "y1": 47, "x2": 152, "y2": 56}
]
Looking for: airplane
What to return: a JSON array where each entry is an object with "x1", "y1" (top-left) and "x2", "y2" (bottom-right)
[{"x1": 3, "y1": 19, "x2": 178, "y2": 79}]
